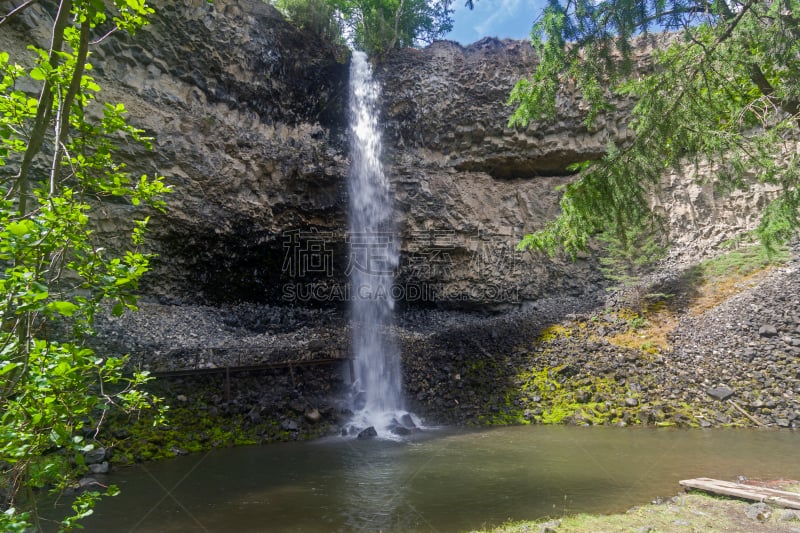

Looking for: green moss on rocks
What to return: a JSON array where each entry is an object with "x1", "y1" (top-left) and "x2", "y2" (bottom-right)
[{"x1": 101, "y1": 367, "x2": 345, "y2": 465}]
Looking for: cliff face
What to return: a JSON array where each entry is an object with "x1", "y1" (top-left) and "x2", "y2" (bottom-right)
[
  {"x1": 377, "y1": 39, "x2": 630, "y2": 178},
  {"x1": 374, "y1": 39, "x2": 637, "y2": 307},
  {"x1": 96, "y1": 0, "x2": 352, "y2": 304},
  {"x1": 2, "y1": 0, "x2": 351, "y2": 304},
  {"x1": 1, "y1": 0, "x2": 777, "y2": 310}
]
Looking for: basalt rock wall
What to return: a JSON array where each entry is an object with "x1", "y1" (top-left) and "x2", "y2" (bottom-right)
[
  {"x1": 374, "y1": 39, "x2": 638, "y2": 307},
  {"x1": 97, "y1": 0, "x2": 352, "y2": 304},
  {"x1": 1, "y1": 1, "x2": 778, "y2": 310},
  {"x1": 2, "y1": 0, "x2": 351, "y2": 305}
]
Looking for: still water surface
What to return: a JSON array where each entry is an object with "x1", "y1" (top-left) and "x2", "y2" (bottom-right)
[{"x1": 78, "y1": 426, "x2": 800, "y2": 532}]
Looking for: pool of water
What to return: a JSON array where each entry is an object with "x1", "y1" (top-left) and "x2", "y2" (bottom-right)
[{"x1": 74, "y1": 426, "x2": 800, "y2": 532}]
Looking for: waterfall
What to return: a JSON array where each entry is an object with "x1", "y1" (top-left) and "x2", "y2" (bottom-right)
[{"x1": 347, "y1": 51, "x2": 416, "y2": 437}]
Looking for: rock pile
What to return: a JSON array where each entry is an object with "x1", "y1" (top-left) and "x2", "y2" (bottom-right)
[
  {"x1": 403, "y1": 245, "x2": 800, "y2": 429},
  {"x1": 667, "y1": 250, "x2": 800, "y2": 427}
]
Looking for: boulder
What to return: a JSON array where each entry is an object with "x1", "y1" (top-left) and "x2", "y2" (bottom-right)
[
  {"x1": 357, "y1": 426, "x2": 377, "y2": 439},
  {"x1": 759, "y1": 325, "x2": 779, "y2": 337},
  {"x1": 304, "y1": 408, "x2": 322, "y2": 424},
  {"x1": 746, "y1": 502, "x2": 772, "y2": 522},
  {"x1": 84, "y1": 447, "x2": 107, "y2": 465},
  {"x1": 705, "y1": 386, "x2": 735, "y2": 401}
]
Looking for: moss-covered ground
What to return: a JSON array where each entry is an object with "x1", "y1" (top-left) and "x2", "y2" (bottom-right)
[
  {"x1": 481, "y1": 487, "x2": 800, "y2": 532},
  {"x1": 468, "y1": 244, "x2": 792, "y2": 431},
  {"x1": 102, "y1": 370, "x2": 341, "y2": 465}
]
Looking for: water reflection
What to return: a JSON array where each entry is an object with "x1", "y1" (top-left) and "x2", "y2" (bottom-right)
[
  {"x1": 76, "y1": 427, "x2": 800, "y2": 533},
  {"x1": 340, "y1": 441, "x2": 413, "y2": 531}
]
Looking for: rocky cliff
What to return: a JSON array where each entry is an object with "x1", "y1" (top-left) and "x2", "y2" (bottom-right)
[
  {"x1": 2, "y1": 0, "x2": 780, "y2": 312},
  {"x1": 97, "y1": 0, "x2": 351, "y2": 304},
  {"x1": 5, "y1": 0, "x2": 605, "y2": 308},
  {"x1": 4, "y1": 0, "x2": 773, "y2": 311},
  {"x1": 2, "y1": 0, "x2": 351, "y2": 304},
  {"x1": 375, "y1": 39, "x2": 632, "y2": 307}
]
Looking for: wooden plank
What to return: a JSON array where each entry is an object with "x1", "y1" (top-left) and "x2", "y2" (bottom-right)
[{"x1": 680, "y1": 478, "x2": 800, "y2": 510}]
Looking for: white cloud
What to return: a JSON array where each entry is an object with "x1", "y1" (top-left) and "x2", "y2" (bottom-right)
[
  {"x1": 446, "y1": 0, "x2": 543, "y2": 44},
  {"x1": 474, "y1": 0, "x2": 522, "y2": 36}
]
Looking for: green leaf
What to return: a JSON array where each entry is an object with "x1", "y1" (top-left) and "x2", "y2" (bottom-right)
[
  {"x1": 48, "y1": 301, "x2": 78, "y2": 316},
  {"x1": 6, "y1": 220, "x2": 35, "y2": 237},
  {"x1": 29, "y1": 66, "x2": 47, "y2": 80},
  {"x1": 51, "y1": 362, "x2": 72, "y2": 377},
  {"x1": 0, "y1": 361, "x2": 21, "y2": 376}
]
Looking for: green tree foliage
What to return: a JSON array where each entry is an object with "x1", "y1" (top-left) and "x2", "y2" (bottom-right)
[
  {"x1": 511, "y1": 0, "x2": 800, "y2": 257},
  {"x1": 329, "y1": 0, "x2": 454, "y2": 56},
  {"x1": 0, "y1": 1, "x2": 168, "y2": 530},
  {"x1": 273, "y1": 0, "x2": 454, "y2": 57},
  {"x1": 597, "y1": 219, "x2": 667, "y2": 311},
  {"x1": 274, "y1": 0, "x2": 347, "y2": 44},
  {"x1": 272, "y1": 0, "x2": 454, "y2": 56}
]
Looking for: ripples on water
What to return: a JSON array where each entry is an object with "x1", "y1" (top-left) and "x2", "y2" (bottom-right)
[{"x1": 74, "y1": 426, "x2": 800, "y2": 532}]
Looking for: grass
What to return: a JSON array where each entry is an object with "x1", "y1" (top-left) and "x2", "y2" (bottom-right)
[
  {"x1": 481, "y1": 490, "x2": 800, "y2": 532},
  {"x1": 697, "y1": 243, "x2": 790, "y2": 278},
  {"x1": 513, "y1": 365, "x2": 638, "y2": 426},
  {"x1": 607, "y1": 307, "x2": 677, "y2": 354},
  {"x1": 605, "y1": 243, "x2": 790, "y2": 354},
  {"x1": 685, "y1": 243, "x2": 790, "y2": 316}
]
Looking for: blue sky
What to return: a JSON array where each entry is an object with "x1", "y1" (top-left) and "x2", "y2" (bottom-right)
[{"x1": 444, "y1": 0, "x2": 548, "y2": 45}]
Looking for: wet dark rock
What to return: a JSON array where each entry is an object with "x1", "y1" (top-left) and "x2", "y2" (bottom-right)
[
  {"x1": 706, "y1": 386, "x2": 735, "y2": 401},
  {"x1": 759, "y1": 325, "x2": 779, "y2": 337},
  {"x1": 84, "y1": 447, "x2": 107, "y2": 465},
  {"x1": 281, "y1": 419, "x2": 298, "y2": 431},
  {"x1": 395, "y1": 415, "x2": 414, "y2": 429},
  {"x1": 357, "y1": 426, "x2": 378, "y2": 440}
]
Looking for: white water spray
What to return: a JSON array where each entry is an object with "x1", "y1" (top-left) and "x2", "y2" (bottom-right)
[{"x1": 347, "y1": 51, "x2": 416, "y2": 437}]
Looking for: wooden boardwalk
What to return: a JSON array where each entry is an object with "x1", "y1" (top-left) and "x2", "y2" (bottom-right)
[{"x1": 680, "y1": 478, "x2": 800, "y2": 509}]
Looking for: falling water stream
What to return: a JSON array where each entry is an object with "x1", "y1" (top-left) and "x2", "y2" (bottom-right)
[{"x1": 346, "y1": 51, "x2": 417, "y2": 436}]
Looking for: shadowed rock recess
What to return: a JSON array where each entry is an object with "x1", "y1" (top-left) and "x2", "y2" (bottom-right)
[{"x1": 4, "y1": 0, "x2": 797, "y2": 438}]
